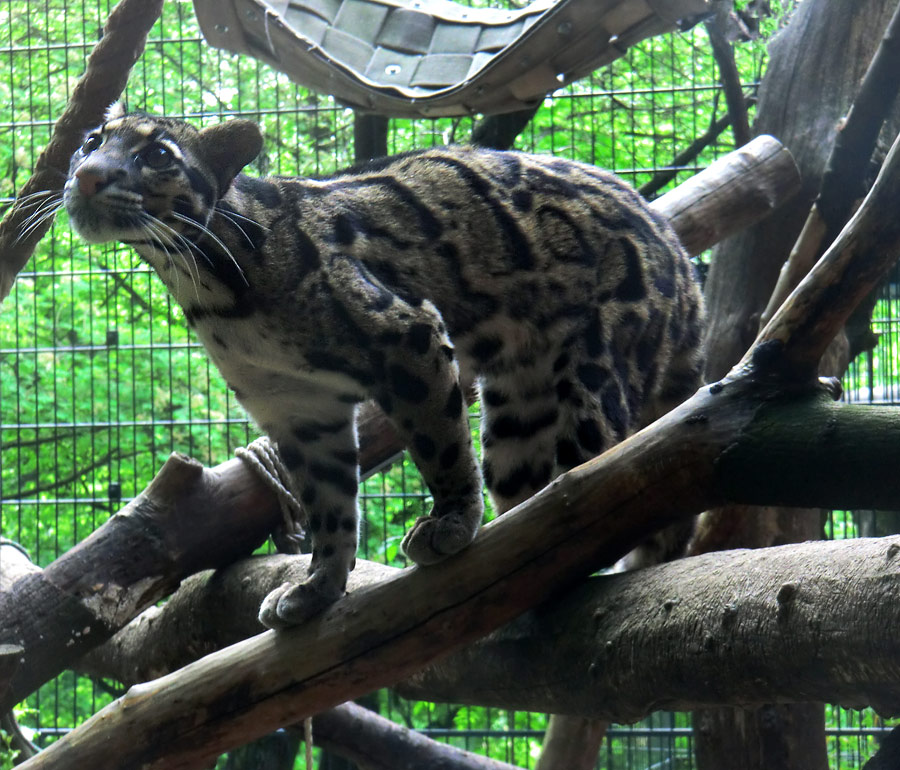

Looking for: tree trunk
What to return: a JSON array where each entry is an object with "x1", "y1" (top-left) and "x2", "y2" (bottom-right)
[
  {"x1": 704, "y1": 0, "x2": 900, "y2": 379},
  {"x1": 696, "y1": 0, "x2": 900, "y2": 767}
]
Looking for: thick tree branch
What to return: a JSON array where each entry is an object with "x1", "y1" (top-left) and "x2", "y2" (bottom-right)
[
  {"x1": 18, "y1": 384, "x2": 900, "y2": 769},
  {"x1": 704, "y1": 2, "x2": 752, "y2": 147},
  {"x1": 310, "y1": 702, "x2": 527, "y2": 770},
  {"x1": 737, "y1": 126, "x2": 900, "y2": 381},
  {"x1": 0, "y1": 0, "x2": 164, "y2": 302},
  {"x1": 75, "y1": 533, "x2": 900, "y2": 721},
  {"x1": 759, "y1": 1, "x2": 900, "y2": 327}
]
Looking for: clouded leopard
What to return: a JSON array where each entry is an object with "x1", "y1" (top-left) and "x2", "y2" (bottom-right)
[{"x1": 61, "y1": 110, "x2": 704, "y2": 628}]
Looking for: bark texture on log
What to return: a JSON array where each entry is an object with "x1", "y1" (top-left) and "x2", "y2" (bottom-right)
[{"x1": 75, "y1": 536, "x2": 900, "y2": 720}]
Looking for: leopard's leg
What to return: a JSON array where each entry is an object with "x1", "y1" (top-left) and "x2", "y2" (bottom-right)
[
  {"x1": 323, "y1": 255, "x2": 484, "y2": 566},
  {"x1": 247, "y1": 393, "x2": 360, "y2": 629},
  {"x1": 479, "y1": 358, "x2": 560, "y2": 515},
  {"x1": 381, "y1": 304, "x2": 485, "y2": 564}
]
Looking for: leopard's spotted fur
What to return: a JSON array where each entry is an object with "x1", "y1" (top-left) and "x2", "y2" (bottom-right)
[{"x1": 62, "y1": 112, "x2": 704, "y2": 627}]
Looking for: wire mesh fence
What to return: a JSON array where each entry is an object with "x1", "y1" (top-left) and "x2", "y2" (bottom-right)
[{"x1": 0, "y1": 1, "x2": 895, "y2": 768}]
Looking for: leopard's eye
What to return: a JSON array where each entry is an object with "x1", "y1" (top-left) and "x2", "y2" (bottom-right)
[
  {"x1": 81, "y1": 134, "x2": 102, "y2": 155},
  {"x1": 139, "y1": 143, "x2": 174, "y2": 170}
]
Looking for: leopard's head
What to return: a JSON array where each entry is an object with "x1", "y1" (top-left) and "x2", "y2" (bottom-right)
[{"x1": 64, "y1": 109, "x2": 262, "y2": 246}]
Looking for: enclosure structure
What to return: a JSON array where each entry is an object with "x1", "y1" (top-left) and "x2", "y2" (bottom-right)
[{"x1": 1, "y1": 1, "x2": 900, "y2": 769}]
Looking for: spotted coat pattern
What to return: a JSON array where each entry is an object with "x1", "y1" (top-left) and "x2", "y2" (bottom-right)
[{"x1": 63, "y1": 113, "x2": 704, "y2": 628}]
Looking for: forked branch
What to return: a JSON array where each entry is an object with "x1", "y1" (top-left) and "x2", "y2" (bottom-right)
[{"x1": 0, "y1": 0, "x2": 164, "y2": 302}]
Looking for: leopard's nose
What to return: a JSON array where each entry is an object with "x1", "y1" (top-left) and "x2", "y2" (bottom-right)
[{"x1": 75, "y1": 168, "x2": 107, "y2": 197}]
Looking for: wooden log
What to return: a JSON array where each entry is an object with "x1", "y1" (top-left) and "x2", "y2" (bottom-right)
[
  {"x1": 75, "y1": 536, "x2": 900, "y2": 755},
  {"x1": 20, "y1": 389, "x2": 900, "y2": 769},
  {"x1": 653, "y1": 134, "x2": 800, "y2": 258},
  {"x1": 311, "y1": 701, "x2": 527, "y2": 770},
  {"x1": 0, "y1": 454, "x2": 278, "y2": 711},
  {"x1": 400, "y1": 536, "x2": 900, "y2": 718}
]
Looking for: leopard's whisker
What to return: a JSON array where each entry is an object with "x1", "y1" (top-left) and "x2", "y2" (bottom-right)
[
  {"x1": 170, "y1": 211, "x2": 248, "y2": 286},
  {"x1": 142, "y1": 214, "x2": 202, "y2": 301},
  {"x1": 214, "y1": 205, "x2": 268, "y2": 248},
  {"x1": 16, "y1": 196, "x2": 64, "y2": 241},
  {"x1": 11, "y1": 189, "x2": 61, "y2": 210}
]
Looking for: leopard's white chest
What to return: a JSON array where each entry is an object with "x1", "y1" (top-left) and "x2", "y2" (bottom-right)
[{"x1": 191, "y1": 316, "x2": 365, "y2": 405}]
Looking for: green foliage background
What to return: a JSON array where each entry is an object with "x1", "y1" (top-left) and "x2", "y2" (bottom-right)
[{"x1": 0, "y1": 1, "x2": 891, "y2": 767}]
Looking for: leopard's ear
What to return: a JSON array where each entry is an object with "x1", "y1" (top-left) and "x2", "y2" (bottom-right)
[
  {"x1": 197, "y1": 120, "x2": 264, "y2": 194},
  {"x1": 104, "y1": 101, "x2": 126, "y2": 122}
]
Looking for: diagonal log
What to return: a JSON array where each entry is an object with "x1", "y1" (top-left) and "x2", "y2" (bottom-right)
[
  {"x1": 0, "y1": 0, "x2": 165, "y2": 303},
  {"x1": 18, "y1": 384, "x2": 900, "y2": 769},
  {"x1": 759, "y1": 0, "x2": 900, "y2": 328},
  {"x1": 735, "y1": 127, "x2": 900, "y2": 381}
]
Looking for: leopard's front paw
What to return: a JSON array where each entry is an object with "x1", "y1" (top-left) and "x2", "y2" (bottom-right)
[
  {"x1": 258, "y1": 573, "x2": 345, "y2": 630},
  {"x1": 401, "y1": 506, "x2": 481, "y2": 566}
]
